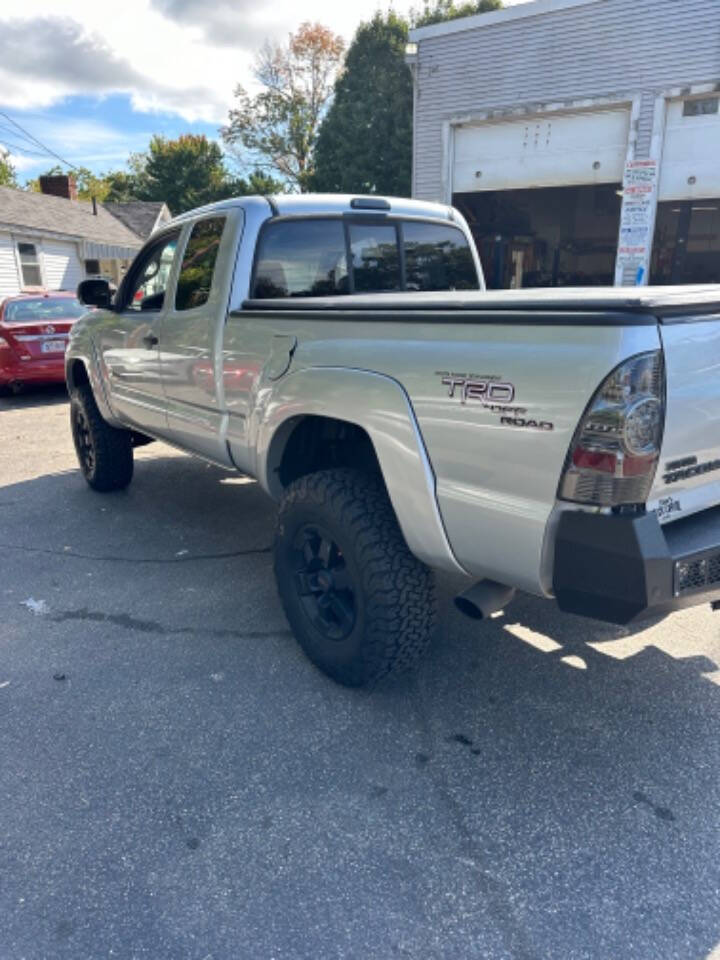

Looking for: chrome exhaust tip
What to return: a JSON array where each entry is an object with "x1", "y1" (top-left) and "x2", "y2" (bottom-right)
[{"x1": 454, "y1": 580, "x2": 516, "y2": 620}]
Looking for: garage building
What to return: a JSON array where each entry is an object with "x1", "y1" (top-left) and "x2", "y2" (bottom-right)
[{"x1": 407, "y1": 0, "x2": 720, "y2": 287}]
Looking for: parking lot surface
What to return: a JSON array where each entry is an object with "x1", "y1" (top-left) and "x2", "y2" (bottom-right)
[{"x1": 2, "y1": 385, "x2": 720, "y2": 960}]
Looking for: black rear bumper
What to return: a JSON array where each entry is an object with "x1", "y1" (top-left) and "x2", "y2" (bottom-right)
[{"x1": 553, "y1": 505, "x2": 720, "y2": 624}]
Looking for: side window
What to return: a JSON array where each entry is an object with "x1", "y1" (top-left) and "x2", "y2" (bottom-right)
[
  {"x1": 175, "y1": 217, "x2": 226, "y2": 311},
  {"x1": 125, "y1": 233, "x2": 179, "y2": 312},
  {"x1": 348, "y1": 223, "x2": 400, "y2": 293},
  {"x1": 17, "y1": 242, "x2": 42, "y2": 287},
  {"x1": 253, "y1": 220, "x2": 348, "y2": 298},
  {"x1": 403, "y1": 222, "x2": 479, "y2": 291}
]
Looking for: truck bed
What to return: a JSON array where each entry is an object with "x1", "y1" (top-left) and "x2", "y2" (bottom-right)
[{"x1": 243, "y1": 285, "x2": 720, "y2": 320}]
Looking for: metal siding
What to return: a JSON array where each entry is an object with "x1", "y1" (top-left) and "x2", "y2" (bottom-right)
[
  {"x1": 42, "y1": 240, "x2": 84, "y2": 292},
  {"x1": 0, "y1": 231, "x2": 20, "y2": 298},
  {"x1": 414, "y1": 0, "x2": 720, "y2": 200}
]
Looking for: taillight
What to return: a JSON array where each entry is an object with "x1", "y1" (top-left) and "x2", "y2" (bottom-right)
[{"x1": 559, "y1": 351, "x2": 665, "y2": 506}]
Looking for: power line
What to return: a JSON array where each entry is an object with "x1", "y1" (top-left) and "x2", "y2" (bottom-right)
[
  {"x1": 0, "y1": 121, "x2": 40, "y2": 150},
  {"x1": 0, "y1": 111, "x2": 79, "y2": 171},
  {"x1": 0, "y1": 137, "x2": 50, "y2": 160}
]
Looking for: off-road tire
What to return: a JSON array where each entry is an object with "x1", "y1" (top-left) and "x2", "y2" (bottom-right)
[
  {"x1": 70, "y1": 384, "x2": 133, "y2": 492},
  {"x1": 274, "y1": 468, "x2": 437, "y2": 687}
]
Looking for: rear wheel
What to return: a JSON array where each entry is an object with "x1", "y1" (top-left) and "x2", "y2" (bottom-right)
[
  {"x1": 274, "y1": 468, "x2": 437, "y2": 687},
  {"x1": 70, "y1": 384, "x2": 133, "y2": 491}
]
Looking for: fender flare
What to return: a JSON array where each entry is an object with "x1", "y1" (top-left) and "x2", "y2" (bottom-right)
[
  {"x1": 256, "y1": 366, "x2": 468, "y2": 576},
  {"x1": 65, "y1": 338, "x2": 120, "y2": 427}
]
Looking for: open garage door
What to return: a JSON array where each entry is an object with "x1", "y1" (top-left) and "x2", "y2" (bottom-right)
[{"x1": 453, "y1": 108, "x2": 631, "y2": 194}]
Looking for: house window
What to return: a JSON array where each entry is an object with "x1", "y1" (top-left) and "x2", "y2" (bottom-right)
[
  {"x1": 683, "y1": 97, "x2": 719, "y2": 117},
  {"x1": 84, "y1": 259, "x2": 101, "y2": 275},
  {"x1": 17, "y1": 242, "x2": 42, "y2": 287}
]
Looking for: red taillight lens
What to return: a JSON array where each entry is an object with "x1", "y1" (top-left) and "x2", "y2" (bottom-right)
[{"x1": 559, "y1": 351, "x2": 665, "y2": 506}]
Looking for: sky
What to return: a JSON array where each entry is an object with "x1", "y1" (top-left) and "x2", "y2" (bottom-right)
[{"x1": 0, "y1": 0, "x2": 522, "y2": 184}]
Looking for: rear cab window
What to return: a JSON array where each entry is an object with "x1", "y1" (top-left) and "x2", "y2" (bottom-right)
[
  {"x1": 252, "y1": 217, "x2": 479, "y2": 298},
  {"x1": 403, "y1": 220, "x2": 478, "y2": 291}
]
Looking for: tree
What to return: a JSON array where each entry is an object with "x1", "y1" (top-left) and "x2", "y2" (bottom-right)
[
  {"x1": 413, "y1": 0, "x2": 502, "y2": 27},
  {"x1": 222, "y1": 22, "x2": 344, "y2": 191},
  {"x1": 26, "y1": 164, "x2": 117, "y2": 201},
  {"x1": 0, "y1": 149, "x2": 17, "y2": 187},
  {"x1": 311, "y1": 13, "x2": 413, "y2": 197},
  {"x1": 23, "y1": 139, "x2": 283, "y2": 212},
  {"x1": 127, "y1": 134, "x2": 233, "y2": 213},
  {"x1": 228, "y1": 170, "x2": 286, "y2": 196}
]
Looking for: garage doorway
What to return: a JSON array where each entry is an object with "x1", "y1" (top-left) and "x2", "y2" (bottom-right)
[
  {"x1": 651, "y1": 200, "x2": 720, "y2": 284},
  {"x1": 453, "y1": 184, "x2": 622, "y2": 289}
]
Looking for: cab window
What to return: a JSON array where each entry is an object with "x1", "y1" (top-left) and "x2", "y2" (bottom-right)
[
  {"x1": 348, "y1": 223, "x2": 401, "y2": 293},
  {"x1": 253, "y1": 220, "x2": 348, "y2": 298},
  {"x1": 403, "y1": 222, "x2": 478, "y2": 291},
  {"x1": 175, "y1": 217, "x2": 226, "y2": 311},
  {"x1": 125, "y1": 232, "x2": 179, "y2": 312},
  {"x1": 251, "y1": 216, "x2": 478, "y2": 299}
]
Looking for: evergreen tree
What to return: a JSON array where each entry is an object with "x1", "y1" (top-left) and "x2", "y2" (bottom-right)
[{"x1": 311, "y1": 13, "x2": 412, "y2": 197}]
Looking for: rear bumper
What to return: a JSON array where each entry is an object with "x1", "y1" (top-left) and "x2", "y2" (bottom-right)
[
  {"x1": 553, "y1": 506, "x2": 720, "y2": 624},
  {"x1": 0, "y1": 356, "x2": 66, "y2": 385}
]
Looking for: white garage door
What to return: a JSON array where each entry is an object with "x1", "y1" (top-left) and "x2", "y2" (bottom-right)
[
  {"x1": 659, "y1": 97, "x2": 720, "y2": 201},
  {"x1": 453, "y1": 108, "x2": 631, "y2": 193}
]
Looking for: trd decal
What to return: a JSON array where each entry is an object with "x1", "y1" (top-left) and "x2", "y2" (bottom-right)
[{"x1": 439, "y1": 374, "x2": 515, "y2": 404}]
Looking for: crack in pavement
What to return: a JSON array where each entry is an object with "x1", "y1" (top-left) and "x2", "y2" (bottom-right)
[
  {"x1": 51, "y1": 607, "x2": 291, "y2": 641},
  {"x1": 0, "y1": 542, "x2": 272, "y2": 564},
  {"x1": 407, "y1": 671, "x2": 538, "y2": 960}
]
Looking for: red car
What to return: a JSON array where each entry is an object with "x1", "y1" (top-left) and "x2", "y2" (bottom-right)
[{"x1": 0, "y1": 291, "x2": 88, "y2": 391}]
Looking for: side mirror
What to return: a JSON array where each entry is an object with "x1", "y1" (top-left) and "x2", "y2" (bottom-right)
[{"x1": 77, "y1": 278, "x2": 113, "y2": 309}]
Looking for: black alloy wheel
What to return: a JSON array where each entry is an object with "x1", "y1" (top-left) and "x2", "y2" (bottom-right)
[
  {"x1": 292, "y1": 524, "x2": 356, "y2": 641},
  {"x1": 72, "y1": 403, "x2": 96, "y2": 478}
]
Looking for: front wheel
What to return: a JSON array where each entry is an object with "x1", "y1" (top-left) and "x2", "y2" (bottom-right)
[
  {"x1": 274, "y1": 468, "x2": 437, "y2": 687},
  {"x1": 70, "y1": 385, "x2": 133, "y2": 492}
]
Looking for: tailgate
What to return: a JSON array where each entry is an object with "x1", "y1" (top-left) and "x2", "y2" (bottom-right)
[{"x1": 649, "y1": 314, "x2": 720, "y2": 521}]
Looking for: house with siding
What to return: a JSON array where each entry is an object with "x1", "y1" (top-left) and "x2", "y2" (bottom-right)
[
  {"x1": 407, "y1": 0, "x2": 720, "y2": 288},
  {"x1": 0, "y1": 175, "x2": 170, "y2": 299}
]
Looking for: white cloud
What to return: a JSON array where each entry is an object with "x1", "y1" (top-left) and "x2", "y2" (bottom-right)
[
  {"x1": 0, "y1": 0, "x2": 426, "y2": 123},
  {"x1": 0, "y1": 0, "x2": 527, "y2": 125}
]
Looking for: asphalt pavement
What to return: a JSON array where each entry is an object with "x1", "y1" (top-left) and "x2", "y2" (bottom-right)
[{"x1": 1, "y1": 385, "x2": 720, "y2": 960}]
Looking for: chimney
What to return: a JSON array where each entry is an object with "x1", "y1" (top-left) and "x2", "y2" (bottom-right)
[{"x1": 39, "y1": 174, "x2": 77, "y2": 202}]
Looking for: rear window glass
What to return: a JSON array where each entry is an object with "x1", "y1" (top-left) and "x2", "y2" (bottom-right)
[
  {"x1": 251, "y1": 216, "x2": 478, "y2": 299},
  {"x1": 4, "y1": 298, "x2": 87, "y2": 324},
  {"x1": 403, "y1": 221, "x2": 478, "y2": 291},
  {"x1": 253, "y1": 220, "x2": 348, "y2": 298},
  {"x1": 348, "y1": 223, "x2": 401, "y2": 293},
  {"x1": 175, "y1": 216, "x2": 226, "y2": 311}
]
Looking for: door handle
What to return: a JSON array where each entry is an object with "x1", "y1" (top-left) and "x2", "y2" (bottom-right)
[{"x1": 142, "y1": 333, "x2": 159, "y2": 348}]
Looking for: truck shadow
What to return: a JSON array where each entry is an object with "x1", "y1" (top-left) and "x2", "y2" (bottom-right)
[
  {"x1": 0, "y1": 382, "x2": 68, "y2": 409},
  {"x1": 2, "y1": 451, "x2": 720, "y2": 960}
]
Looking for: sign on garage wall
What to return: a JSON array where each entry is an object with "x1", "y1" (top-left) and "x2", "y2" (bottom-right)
[{"x1": 615, "y1": 159, "x2": 659, "y2": 285}]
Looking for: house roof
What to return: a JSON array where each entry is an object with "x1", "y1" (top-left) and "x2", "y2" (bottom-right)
[
  {"x1": 102, "y1": 201, "x2": 171, "y2": 239},
  {"x1": 0, "y1": 186, "x2": 143, "y2": 258}
]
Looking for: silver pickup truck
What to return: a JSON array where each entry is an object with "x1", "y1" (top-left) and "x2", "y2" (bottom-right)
[{"x1": 67, "y1": 193, "x2": 720, "y2": 686}]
